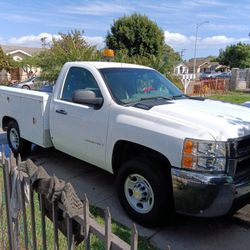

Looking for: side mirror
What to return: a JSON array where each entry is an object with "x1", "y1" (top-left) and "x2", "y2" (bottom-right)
[{"x1": 72, "y1": 90, "x2": 103, "y2": 109}]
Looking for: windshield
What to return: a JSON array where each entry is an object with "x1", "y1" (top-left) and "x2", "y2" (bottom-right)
[{"x1": 99, "y1": 68, "x2": 183, "y2": 104}]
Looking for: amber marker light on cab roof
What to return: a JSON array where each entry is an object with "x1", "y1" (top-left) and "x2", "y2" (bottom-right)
[{"x1": 103, "y1": 48, "x2": 115, "y2": 60}]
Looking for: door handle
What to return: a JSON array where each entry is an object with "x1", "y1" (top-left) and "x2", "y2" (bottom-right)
[{"x1": 55, "y1": 109, "x2": 67, "y2": 115}]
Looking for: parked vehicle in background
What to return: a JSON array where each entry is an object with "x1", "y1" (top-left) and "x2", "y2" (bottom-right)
[
  {"x1": 242, "y1": 101, "x2": 250, "y2": 108},
  {"x1": 12, "y1": 77, "x2": 49, "y2": 90},
  {"x1": 200, "y1": 71, "x2": 231, "y2": 79},
  {"x1": 38, "y1": 83, "x2": 54, "y2": 93},
  {"x1": 216, "y1": 72, "x2": 231, "y2": 78},
  {"x1": 200, "y1": 72, "x2": 219, "y2": 79},
  {"x1": 1, "y1": 61, "x2": 250, "y2": 227}
]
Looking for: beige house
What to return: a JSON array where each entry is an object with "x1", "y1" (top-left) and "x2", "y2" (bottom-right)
[
  {"x1": 185, "y1": 58, "x2": 222, "y2": 74},
  {"x1": 0, "y1": 45, "x2": 43, "y2": 83}
]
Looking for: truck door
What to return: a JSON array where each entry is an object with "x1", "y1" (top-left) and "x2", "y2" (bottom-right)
[{"x1": 50, "y1": 66, "x2": 109, "y2": 168}]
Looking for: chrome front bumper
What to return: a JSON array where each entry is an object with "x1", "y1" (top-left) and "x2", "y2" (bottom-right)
[{"x1": 171, "y1": 168, "x2": 250, "y2": 217}]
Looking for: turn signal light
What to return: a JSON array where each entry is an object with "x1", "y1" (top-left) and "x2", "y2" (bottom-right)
[
  {"x1": 183, "y1": 140, "x2": 193, "y2": 154},
  {"x1": 182, "y1": 156, "x2": 193, "y2": 168}
]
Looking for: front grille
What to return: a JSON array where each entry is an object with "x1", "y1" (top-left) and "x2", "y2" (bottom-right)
[
  {"x1": 235, "y1": 157, "x2": 250, "y2": 180},
  {"x1": 229, "y1": 135, "x2": 250, "y2": 180},
  {"x1": 237, "y1": 137, "x2": 250, "y2": 157}
]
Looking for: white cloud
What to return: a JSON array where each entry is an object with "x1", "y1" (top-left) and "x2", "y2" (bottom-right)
[
  {"x1": 164, "y1": 30, "x2": 250, "y2": 48},
  {"x1": 202, "y1": 36, "x2": 235, "y2": 45},
  {"x1": 84, "y1": 36, "x2": 105, "y2": 49},
  {"x1": 164, "y1": 31, "x2": 191, "y2": 45},
  {"x1": 164, "y1": 30, "x2": 250, "y2": 58},
  {"x1": 5, "y1": 33, "x2": 105, "y2": 49},
  {"x1": 64, "y1": 2, "x2": 132, "y2": 16},
  {"x1": 201, "y1": 36, "x2": 250, "y2": 47},
  {"x1": 164, "y1": 30, "x2": 194, "y2": 47},
  {"x1": 8, "y1": 33, "x2": 61, "y2": 47}
]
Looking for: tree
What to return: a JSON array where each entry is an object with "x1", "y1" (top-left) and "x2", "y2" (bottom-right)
[
  {"x1": 32, "y1": 30, "x2": 100, "y2": 80},
  {"x1": 106, "y1": 13, "x2": 181, "y2": 79},
  {"x1": 217, "y1": 42, "x2": 250, "y2": 68},
  {"x1": 106, "y1": 13, "x2": 165, "y2": 57},
  {"x1": 0, "y1": 46, "x2": 16, "y2": 72}
]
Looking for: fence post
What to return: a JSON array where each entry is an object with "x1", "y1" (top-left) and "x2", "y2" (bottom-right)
[
  {"x1": 17, "y1": 154, "x2": 21, "y2": 166},
  {"x1": 105, "y1": 207, "x2": 111, "y2": 250},
  {"x1": 9, "y1": 151, "x2": 21, "y2": 249},
  {"x1": 83, "y1": 194, "x2": 90, "y2": 250},
  {"x1": 52, "y1": 202, "x2": 59, "y2": 250},
  {"x1": 131, "y1": 224, "x2": 138, "y2": 250},
  {"x1": 1, "y1": 145, "x2": 5, "y2": 165},
  {"x1": 67, "y1": 215, "x2": 74, "y2": 250},
  {"x1": 30, "y1": 188, "x2": 37, "y2": 250},
  {"x1": 39, "y1": 194, "x2": 47, "y2": 250},
  {"x1": 19, "y1": 178, "x2": 29, "y2": 250},
  {"x1": 3, "y1": 158, "x2": 14, "y2": 250},
  {"x1": 0, "y1": 147, "x2": 5, "y2": 249}
]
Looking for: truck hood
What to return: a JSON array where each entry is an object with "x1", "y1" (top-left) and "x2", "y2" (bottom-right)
[{"x1": 150, "y1": 98, "x2": 250, "y2": 141}]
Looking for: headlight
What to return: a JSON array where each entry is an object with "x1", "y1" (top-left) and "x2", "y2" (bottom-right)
[{"x1": 182, "y1": 139, "x2": 227, "y2": 172}]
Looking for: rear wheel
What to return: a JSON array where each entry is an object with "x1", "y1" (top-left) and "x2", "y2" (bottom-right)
[
  {"x1": 116, "y1": 158, "x2": 173, "y2": 227},
  {"x1": 7, "y1": 121, "x2": 31, "y2": 156},
  {"x1": 22, "y1": 85, "x2": 30, "y2": 90}
]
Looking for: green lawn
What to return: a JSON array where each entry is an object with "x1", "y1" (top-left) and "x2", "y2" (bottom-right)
[{"x1": 209, "y1": 91, "x2": 250, "y2": 104}]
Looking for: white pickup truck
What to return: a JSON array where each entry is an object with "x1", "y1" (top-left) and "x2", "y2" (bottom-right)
[{"x1": 1, "y1": 62, "x2": 250, "y2": 226}]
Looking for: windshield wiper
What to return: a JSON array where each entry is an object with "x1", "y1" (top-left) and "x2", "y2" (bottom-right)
[
  {"x1": 139, "y1": 96, "x2": 173, "y2": 101},
  {"x1": 123, "y1": 96, "x2": 172, "y2": 107},
  {"x1": 171, "y1": 94, "x2": 187, "y2": 99}
]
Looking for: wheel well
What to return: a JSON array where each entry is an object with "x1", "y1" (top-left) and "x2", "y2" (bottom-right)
[
  {"x1": 112, "y1": 140, "x2": 171, "y2": 175},
  {"x1": 2, "y1": 116, "x2": 17, "y2": 131}
]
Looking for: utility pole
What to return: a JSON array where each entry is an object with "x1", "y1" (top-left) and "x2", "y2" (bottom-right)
[
  {"x1": 180, "y1": 49, "x2": 187, "y2": 61},
  {"x1": 193, "y1": 21, "x2": 209, "y2": 78}
]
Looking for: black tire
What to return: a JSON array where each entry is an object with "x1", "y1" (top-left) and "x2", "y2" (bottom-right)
[
  {"x1": 7, "y1": 120, "x2": 31, "y2": 157},
  {"x1": 116, "y1": 158, "x2": 174, "y2": 227},
  {"x1": 22, "y1": 85, "x2": 30, "y2": 90}
]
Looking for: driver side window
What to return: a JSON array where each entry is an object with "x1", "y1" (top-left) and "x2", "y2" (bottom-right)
[{"x1": 61, "y1": 67, "x2": 101, "y2": 102}]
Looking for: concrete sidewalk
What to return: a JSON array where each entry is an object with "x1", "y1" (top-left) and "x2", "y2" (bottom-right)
[{"x1": 1, "y1": 131, "x2": 250, "y2": 249}]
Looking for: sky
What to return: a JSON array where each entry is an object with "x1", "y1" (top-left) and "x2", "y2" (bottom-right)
[{"x1": 0, "y1": 0, "x2": 250, "y2": 60}]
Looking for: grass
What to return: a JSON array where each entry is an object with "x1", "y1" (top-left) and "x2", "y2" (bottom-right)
[
  {"x1": 0, "y1": 165, "x2": 157, "y2": 250},
  {"x1": 208, "y1": 91, "x2": 250, "y2": 104}
]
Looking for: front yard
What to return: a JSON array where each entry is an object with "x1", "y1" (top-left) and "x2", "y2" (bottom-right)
[{"x1": 208, "y1": 91, "x2": 250, "y2": 104}]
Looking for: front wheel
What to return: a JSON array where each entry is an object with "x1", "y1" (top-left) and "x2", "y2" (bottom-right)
[
  {"x1": 7, "y1": 121, "x2": 31, "y2": 156},
  {"x1": 116, "y1": 158, "x2": 173, "y2": 227}
]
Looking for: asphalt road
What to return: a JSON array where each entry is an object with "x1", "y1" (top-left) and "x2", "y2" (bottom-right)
[{"x1": 1, "y1": 131, "x2": 250, "y2": 249}]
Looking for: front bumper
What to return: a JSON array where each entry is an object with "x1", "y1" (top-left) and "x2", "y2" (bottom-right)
[{"x1": 172, "y1": 168, "x2": 250, "y2": 217}]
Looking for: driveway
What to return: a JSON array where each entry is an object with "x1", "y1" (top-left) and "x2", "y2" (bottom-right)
[{"x1": 1, "y1": 131, "x2": 250, "y2": 249}]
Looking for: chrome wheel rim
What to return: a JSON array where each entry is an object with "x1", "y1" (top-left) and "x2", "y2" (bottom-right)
[
  {"x1": 9, "y1": 128, "x2": 20, "y2": 150},
  {"x1": 124, "y1": 174, "x2": 154, "y2": 214}
]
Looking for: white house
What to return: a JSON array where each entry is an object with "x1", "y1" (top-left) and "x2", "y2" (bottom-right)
[{"x1": 174, "y1": 62, "x2": 189, "y2": 75}]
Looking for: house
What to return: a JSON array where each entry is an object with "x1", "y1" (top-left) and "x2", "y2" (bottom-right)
[
  {"x1": 174, "y1": 62, "x2": 189, "y2": 75},
  {"x1": 0, "y1": 45, "x2": 43, "y2": 83},
  {"x1": 185, "y1": 57, "x2": 222, "y2": 74}
]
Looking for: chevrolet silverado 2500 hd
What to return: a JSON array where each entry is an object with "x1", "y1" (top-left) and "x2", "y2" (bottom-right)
[{"x1": 1, "y1": 62, "x2": 250, "y2": 226}]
